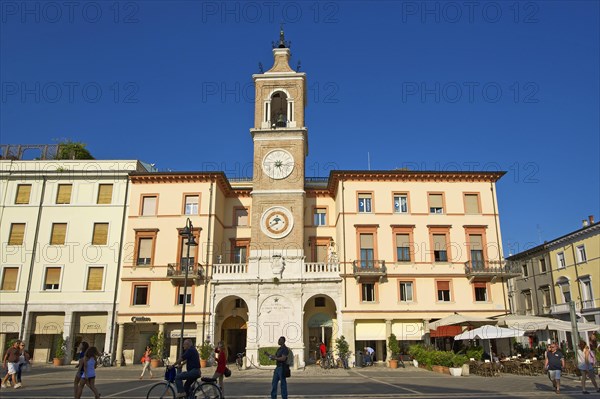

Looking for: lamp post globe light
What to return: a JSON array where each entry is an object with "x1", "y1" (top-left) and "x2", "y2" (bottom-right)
[{"x1": 178, "y1": 218, "x2": 197, "y2": 355}]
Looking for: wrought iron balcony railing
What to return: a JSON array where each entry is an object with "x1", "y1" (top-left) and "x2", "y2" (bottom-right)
[{"x1": 167, "y1": 263, "x2": 204, "y2": 284}]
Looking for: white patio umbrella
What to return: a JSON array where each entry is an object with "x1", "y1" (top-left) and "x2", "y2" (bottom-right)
[
  {"x1": 429, "y1": 313, "x2": 496, "y2": 330},
  {"x1": 454, "y1": 325, "x2": 525, "y2": 340},
  {"x1": 495, "y1": 314, "x2": 600, "y2": 333}
]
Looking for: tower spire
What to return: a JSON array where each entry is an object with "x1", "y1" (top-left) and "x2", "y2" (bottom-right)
[{"x1": 272, "y1": 23, "x2": 291, "y2": 49}]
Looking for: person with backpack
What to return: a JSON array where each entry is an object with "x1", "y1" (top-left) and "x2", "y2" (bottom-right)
[{"x1": 266, "y1": 336, "x2": 289, "y2": 399}]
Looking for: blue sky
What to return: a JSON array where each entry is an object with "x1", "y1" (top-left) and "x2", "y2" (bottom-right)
[{"x1": 1, "y1": 1, "x2": 599, "y2": 256}]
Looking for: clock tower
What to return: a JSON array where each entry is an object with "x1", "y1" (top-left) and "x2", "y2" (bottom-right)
[{"x1": 250, "y1": 27, "x2": 307, "y2": 279}]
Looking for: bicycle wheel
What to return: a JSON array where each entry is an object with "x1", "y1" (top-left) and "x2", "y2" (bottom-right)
[
  {"x1": 194, "y1": 382, "x2": 222, "y2": 399},
  {"x1": 236, "y1": 358, "x2": 242, "y2": 370},
  {"x1": 146, "y1": 382, "x2": 176, "y2": 399},
  {"x1": 102, "y1": 357, "x2": 112, "y2": 367}
]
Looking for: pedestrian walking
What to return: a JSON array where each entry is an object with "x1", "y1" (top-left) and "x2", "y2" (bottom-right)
[
  {"x1": 16, "y1": 344, "x2": 30, "y2": 387},
  {"x1": 544, "y1": 342, "x2": 565, "y2": 394},
  {"x1": 74, "y1": 341, "x2": 89, "y2": 398},
  {"x1": 75, "y1": 346, "x2": 101, "y2": 399},
  {"x1": 139, "y1": 345, "x2": 153, "y2": 379},
  {"x1": 577, "y1": 341, "x2": 599, "y2": 394},
  {"x1": 212, "y1": 341, "x2": 227, "y2": 396},
  {"x1": 1, "y1": 340, "x2": 21, "y2": 389},
  {"x1": 266, "y1": 336, "x2": 289, "y2": 399}
]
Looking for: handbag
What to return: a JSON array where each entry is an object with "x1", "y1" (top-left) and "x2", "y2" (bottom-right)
[{"x1": 224, "y1": 367, "x2": 231, "y2": 378}]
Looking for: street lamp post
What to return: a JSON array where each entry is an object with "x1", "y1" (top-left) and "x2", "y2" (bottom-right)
[{"x1": 179, "y1": 218, "x2": 197, "y2": 355}]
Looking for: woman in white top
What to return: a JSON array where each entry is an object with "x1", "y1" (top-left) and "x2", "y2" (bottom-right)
[{"x1": 577, "y1": 341, "x2": 599, "y2": 394}]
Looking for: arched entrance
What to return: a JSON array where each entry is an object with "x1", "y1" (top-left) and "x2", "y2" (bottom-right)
[
  {"x1": 222, "y1": 316, "x2": 247, "y2": 363},
  {"x1": 303, "y1": 295, "x2": 337, "y2": 364}
]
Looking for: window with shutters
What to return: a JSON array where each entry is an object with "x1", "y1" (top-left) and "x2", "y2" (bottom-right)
[
  {"x1": 576, "y1": 245, "x2": 587, "y2": 263},
  {"x1": 395, "y1": 234, "x2": 411, "y2": 262},
  {"x1": 134, "y1": 230, "x2": 158, "y2": 266},
  {"x1": 56, "y1": 184, "x2": 72, "y2": 204},
  {"x1": 234, "y1": 207, "x2": 249, "y2": 226},
  {"x1": 92, "y1": 223, "x2": 109, "y2": 245},
  {"x1": 432, "y1": 234, "x2": 448, "y2": 262},
  {"x1": 436, "y1": 280, "x2": 451, "y2": 302},
  {"x1": 85, "y1": 267, "x2": 104, "y2": 291},
  {"x1": 539, "y1": 257, "x2": 547, "y2": 273},
  {"x1": 177, "y1": 286, "x2": 192, "y2": 305},
  {"x1": 184, "y1": 195, "x2": 199, "y2": 215},
  {"x1": 523, "y1": 290, "x2": 533, "y2": 315},
  {"x1": 97, "y1": 184, "x2": 113, "y2": 204},
  {"x1": 358, "y1": 193, "x2": 372, "y2": 213},
  {"x1": 522, "y1": 264, "x2": 529, "y2": 277},
  {"x1": 464, "y1": 193, "x2": 480, "y2": 214},
  {"x1": 393, "y1": 193, "x2": 408, "y2": 213},
  {"x1": 50, "y1": 223, "x2": 67, "y2": 245},
  {"x1": 468, "y1": 234, "x2": 484, "y2": 268},
  {"x1": 15, "y1": 184, "x2": 32, "y2": 204},
  {"x1": 359, "y1": 233, "x2": 375, "y2": 268},
  {"x1": 474, "y1": 283, "x2": 488, "y2": 302},
  {"x1": 141, "y1": 195, "x2": 157, "y2": 216},
  {"x1": 44, "y1": 267, "x2": 61, "y2": 291},
  {"x1": 1, "y1": 267, "x2": 18, "y2": 291},
  {"x1": 8, "y1": 223, "x2": 25, "y2": 245},
  {"x1": 179, "y1": 231, "x2": 200, "y2": 269},
  {"x1": 133, "y1": 284, "x2": 149, "y2": 305},
  {"x1": 313, "y1": 208, "x2": 327, "y2": 226},
  {"x1": 233, "y1": 245, "x2": 247, "y2": 263},
  {"x1": 556, "y1": 252, "x2": 566, "y2": 269},
  {"x1": 361, "y1": 283, "x2": 376, "y2": 302},
  {"x1": 399, "y1": 281, "x2": 414, "y2": 302},
  {"x1": 428, "y1": 193, "x2": 444, "y2": 214}
]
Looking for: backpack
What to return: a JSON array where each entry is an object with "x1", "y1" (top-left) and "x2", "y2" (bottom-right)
[{"x1": 284, "y1": 347, "x2": 293, "y2": 378}]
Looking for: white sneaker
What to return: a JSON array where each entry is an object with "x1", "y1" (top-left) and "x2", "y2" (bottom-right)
[{"x1": 14, "y1": 383, "x2": 22, "y2": 389}]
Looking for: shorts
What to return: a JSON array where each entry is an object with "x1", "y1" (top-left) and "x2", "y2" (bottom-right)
[
  {"x1": 548, "y1": 369, "x2": 561, "y2": 380},
  {"x1": 7, "y1": 362, "x2": 17, "y2": 375}
]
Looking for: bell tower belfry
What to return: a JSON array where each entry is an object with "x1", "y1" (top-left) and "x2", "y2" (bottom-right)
[{"x1": 249, "y1": 27, "x2": 308, "y2": 278}]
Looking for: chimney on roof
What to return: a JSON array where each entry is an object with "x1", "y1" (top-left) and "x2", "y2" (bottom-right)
[{"x1": 589, "y1": 215, "x2": 595, "y2": 225}]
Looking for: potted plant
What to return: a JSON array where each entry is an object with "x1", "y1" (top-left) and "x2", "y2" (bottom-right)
[
  {"x1": 53, "y1": 334, "x2": 66, "y2": 366},
  {"x1": 198, "y1": 340, "x2": 213, "y2": 368},
  {"x1": 387, "y1": 333, "x2": 400, "y2": 369},
  {"x1": 335, "y1": 335, "x2": 351, "y2": 369},
  {"x1": 149, "y1": 331, "x2": 165, "y2": 368},
  {"x1": 449, "y1": 354, "x2": 468, "y2": 377}
]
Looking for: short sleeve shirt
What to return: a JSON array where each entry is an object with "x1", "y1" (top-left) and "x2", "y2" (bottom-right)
[
  {"x1": 546, "y1": 350, "x2": 564, "y2": 370},
  {"x1": 275, "y1": 346, "x2": 289, "y2": 367},
  {"x1": 6, "y1": 347, "x2": 20, "y2": 363},
  {"x1": 183, "y1": 346, "x2": 200, "y2": 370}
]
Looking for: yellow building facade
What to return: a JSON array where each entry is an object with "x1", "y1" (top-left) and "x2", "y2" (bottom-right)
[{"x1": 113, "y1": 31, "x2": 518, "y2": 366}]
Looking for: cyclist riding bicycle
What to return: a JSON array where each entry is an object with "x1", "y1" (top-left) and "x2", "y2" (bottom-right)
[{"x1": 169, "y1": 339, "x2": 201, "y2": 398}]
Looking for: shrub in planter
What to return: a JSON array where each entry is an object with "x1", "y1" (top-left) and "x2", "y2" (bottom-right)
[
  {"x1": 149, "y1": 332, "x2": 165, "y2": 361},
  {"x1": 388, "y1": 333, "x2": 401, "y2": 368}
]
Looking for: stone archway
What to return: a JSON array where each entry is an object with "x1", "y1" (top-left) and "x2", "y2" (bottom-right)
[
  {"x1": 303, "y1": 295, "x2": 338, "y2": 364},
  {"x1": 221, "y1": 316, "x2": 247, "y2": 363}
]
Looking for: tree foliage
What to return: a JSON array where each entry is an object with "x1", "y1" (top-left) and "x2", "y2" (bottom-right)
[{"x1": 56, "y1": 140, "x2": 94, "y2": 160}]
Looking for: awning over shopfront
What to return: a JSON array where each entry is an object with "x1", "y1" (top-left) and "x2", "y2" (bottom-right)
[
  {"x1": 429, "y1": 325, "x2": 463, "y2": 337},
  {"x1": 76, "y1": 314, "x2": 107, "y2": 334},
  {"x1": 308, "y1": 313, "x2": 333, "y2": 328},
  {"x1": 392, "y1": 321, "x2": 424, "y2": 340},
  {"x1": 355, "y1": 321, "x2": 386, "y2": 340},
  {"x1": 33, "y1": 314, "x2": 65, "y2": 334},
  {"x1": 0, "y1": 314, "x2": 21, "y2": 334}
]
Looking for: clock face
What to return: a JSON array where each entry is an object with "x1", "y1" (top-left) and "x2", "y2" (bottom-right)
[
  {"x1": 260, "y1": 206, "x2": 294, "y2": 239},
  {"x1": 262, "y1": 149, "x2": 294, "y2": 179}
]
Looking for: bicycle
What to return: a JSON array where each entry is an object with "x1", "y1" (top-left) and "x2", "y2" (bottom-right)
[
  {"x1": 98, "y1": 352, "x2": 113, "y2": 367},
  {"x1": 320, "y1": 351, "x2": 336, "y2": 369},
  {"x1": 146, "y1": 360, "x2": 223, "y2": 399},
  {"x1": 235, "y1": 352, "x2": 245, "y2": 370}
]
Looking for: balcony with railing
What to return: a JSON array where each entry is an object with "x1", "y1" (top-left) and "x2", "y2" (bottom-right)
[
  {"x1": 464, "y1": 260, "x2": 521, "y2": 282},
  {"x1": 352, "y1": 260, "x2": 386, "y2": 282},
  {"x1": 551, "y1": 298, "x2": 599, "y2": 314},
  {"x1": 167, "y1": 262, "x2": 204, "y2": 285},
  {"x1": 211, "y1": 260, "x2": 341, "y2": 281}
]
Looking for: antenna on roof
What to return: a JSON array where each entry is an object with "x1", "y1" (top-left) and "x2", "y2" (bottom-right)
[
  {"x1": 367, "y1": 152, "x2": 371, "y2": 171},
  {"x1": 536, "y1": 224, "x2": 542, "y2": 244}
]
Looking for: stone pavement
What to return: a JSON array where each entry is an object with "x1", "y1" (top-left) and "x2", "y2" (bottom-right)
[{"x1": 0, "y1": 362, "x2": 595, "y2": 398}]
